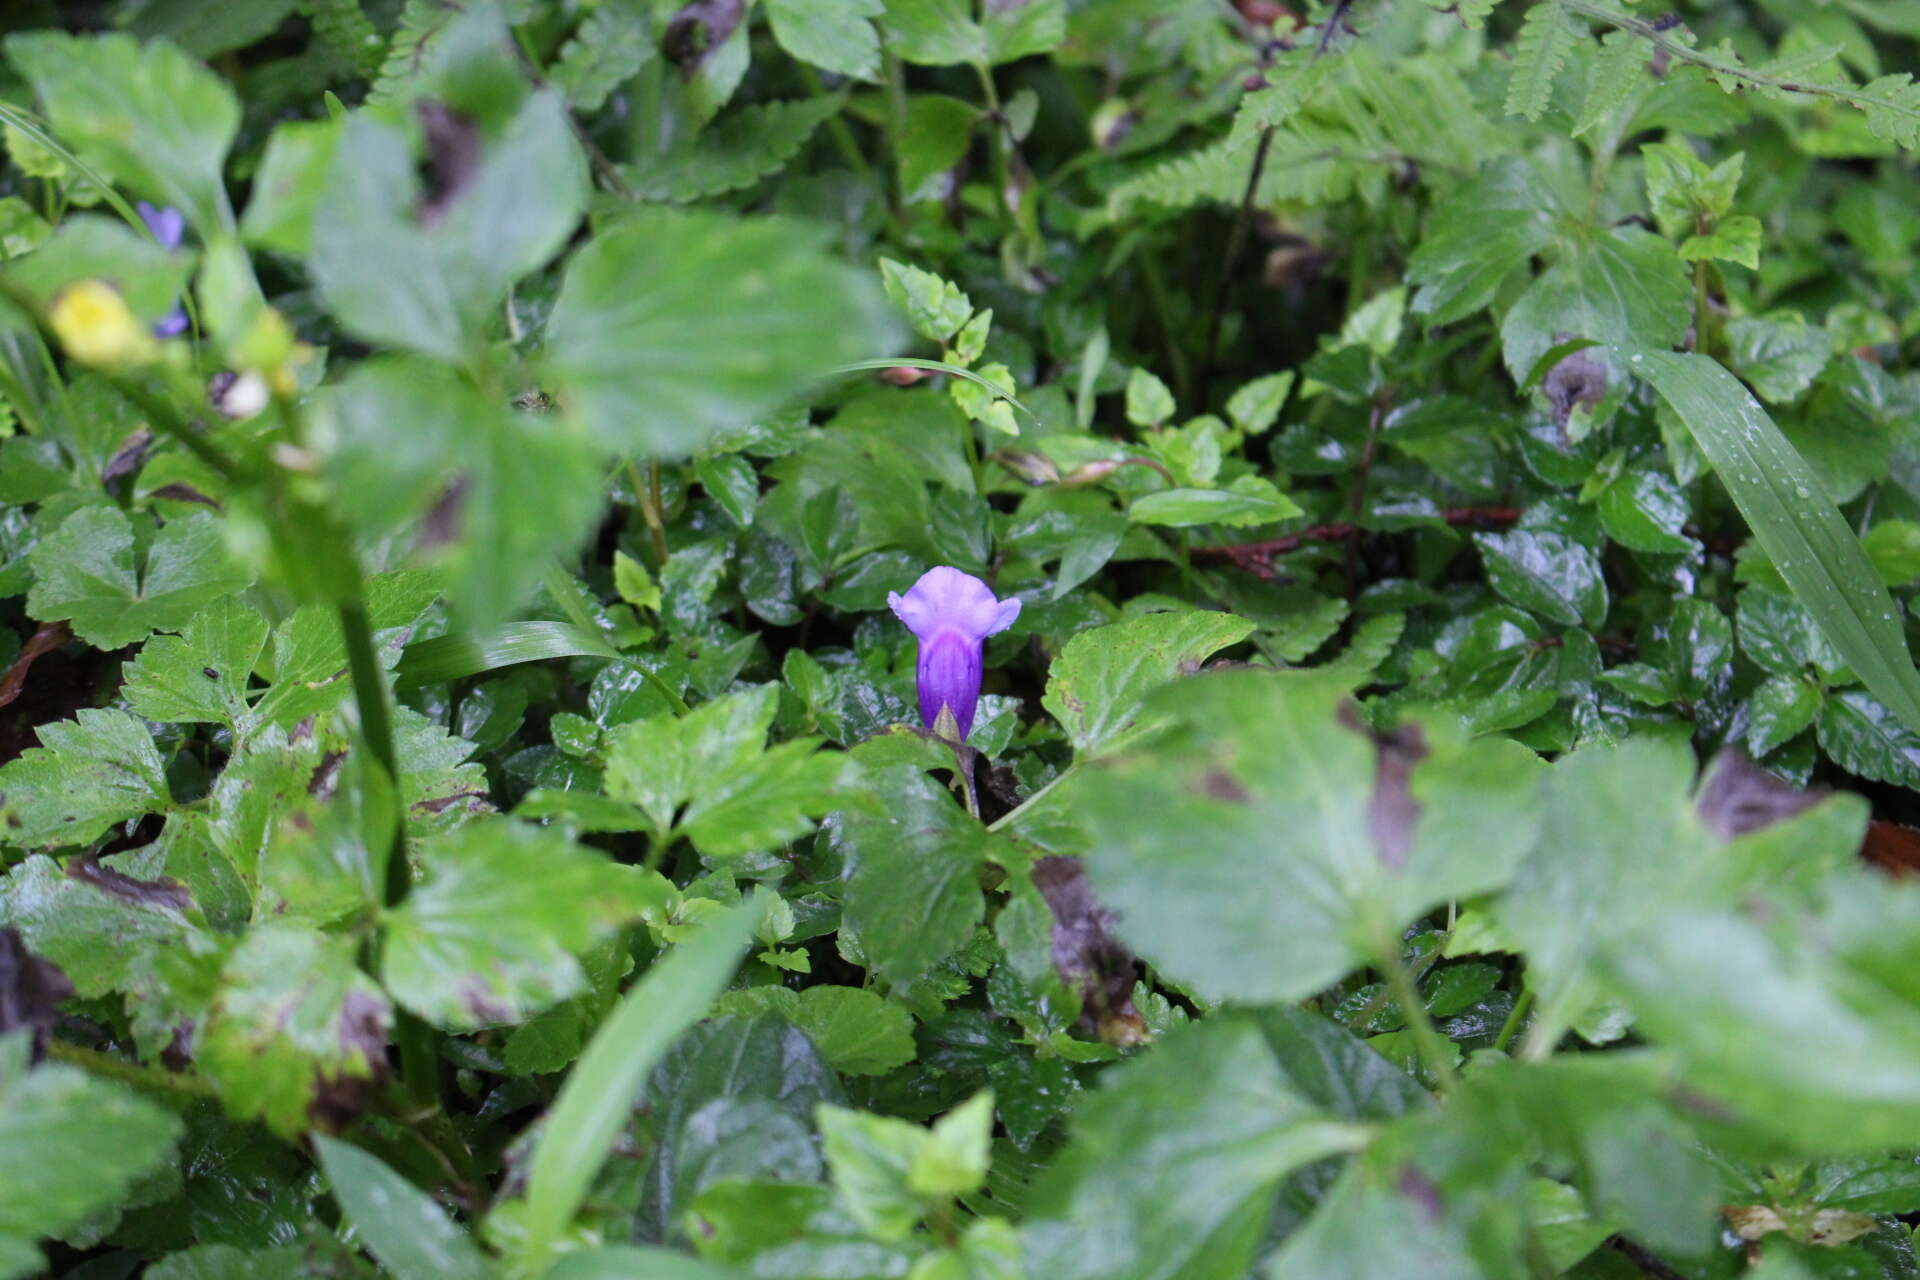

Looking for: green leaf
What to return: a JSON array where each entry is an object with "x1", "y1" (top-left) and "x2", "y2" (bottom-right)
[
  {"x1": 546, "y1": 210, "x2": 892, "y2": 457},
  {"x1": 520, "y1": 903, "x2": 758, "y2": 1266},
  {"x1": 6, "y1": 31, "x2": 239, "y2": 233},
  {"x1": 240, "y1": 118, "x2": 340, "y2": 257},
  {"x1": 621, "y1": 96, "x2": 846, "y2": 203},
  {"x1": 1408, "y1": 158, "x2": 1558, "y2": 326},
  {"x1": 882, "y1": 0, "x2": 1064, "y2": 66},
  {"x1": 310, "y1": 30, "x2": 586, "y2": 360},
  {"x1": 1748, "y1": 673, "x2": 1821, "y2": 756},
  {"x1": 0, "y1": 1035, "x2": 183, "y2": 1280},
  {"x1": 1475, "y1": 530, "x2": 1608, "y2": 628},
  {"x1": 1728, "y1": 313, "x2": 1831, "y2": 404},
  {"x1": 28, "y1": 507, "x2": 251, "y2": 649},
  {"x1": 1226, "y1": 372, "x2": 1295, "y2": 435},
  {"x1": 123, "y1": 596, "x2": 270, "y2": 728},
  {"x1": 1626, "y1": 347, "x2": 1920, "y2": 737},
  {"x1": 898, "y1": 95, "x2": 977, "y2": 203},
  {"x1": 321, "y1": 357, "x2": 605, "y2": 627},
  {"x1": 1040, "y1": 609, "x2": 1255, "y2": 755},
  {"x1": 199, "y1": 921, "x2": 392, "y2": 1139},
  {"x1": 311, "y1": 1136, "x2": 490, "y2": 1280},
  {"x1": 1680, "y1": 213, "x2": 1761, "y2": 269},
  {"x1": 3, "y1": 214, "x2": 192, "y2": 332},
  {"x1": 1594, "y1": 469, "x2": 1692, "y2": 554},
  {"x1": 910, "y1": 1090, "x2": 994, "y2": 1197},
  {"x1": 396, "y1": 621, "x2": 618, "y2": 689},
  {"x1": 839, "y1": 764, "x2": 994, "y2": 987},
  {"x1": 381, "y1": 819, "x2": 669, "y2": 1031},
  {"x1": 1128, "y1": 486, "x2": 1302, "y2": 528},
  {"x1": 1023, "y1": 1017, "x2": 1370, "y2": 1280},
  {"x1": 1075, "y1": 671, "x2": 1542, "y2": 1004},
  {"x1": 1124, "y1": 367, "x2": 1175, "y2": 428},
  {"x1": 0, "y1": 854, "x2": 196, "y2": 1004},
  {"x1": 604, "y1": 685, "x2": 847, "y2": 859},
  {"x1": 1502, "y1": 228, "x2": 1691, "y2": 386},
  {"x1": 768, "y1": 0, "x2": 884, "y2": 80},
  {"x1": 880, "y1": 258, "x2": 973, "y2": 345},
  {"x1": 0, "y1": 710, "x2": 169, "y2": 849},
  {"x1": 714, "y1": 984, "x2": 917, "y2": 1075},
  {"x1": 816, "y1": 1105, "x2": 930, "y2": 1239},
  {"x1": 1817, "y1": 690, "x2": 1920, "y2": 787}
]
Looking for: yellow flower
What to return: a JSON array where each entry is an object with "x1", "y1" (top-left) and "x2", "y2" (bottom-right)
[{"x1": 48, "y1": 279, "x2": 155, "y2": 368}]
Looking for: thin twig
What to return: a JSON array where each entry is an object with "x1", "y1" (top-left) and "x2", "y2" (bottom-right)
[
  {"x1": 1200, "y1": 0, "x2": 1355, "y2": 389},
  {"x1": 1195, "y1": 506, "x2": 1523, "y2": 579},
  {"x1": 1562, "y1": 0, "x2": 1920, "y2": 129}
]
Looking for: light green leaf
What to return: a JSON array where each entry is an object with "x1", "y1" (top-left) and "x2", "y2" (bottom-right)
[
  {"x1": 1023, "y1": 1017, "x2": 1371, "y2": 1280},
  {"x1": 816, "y1": 1104, "x2": 929, "y2": 1239},
  {"x1": 28, "y1": 507, "x2": 251, "y2": 649},
  {"x1": 310, "y1": 24, "x2": 586, "y2": 359},
  {"x1": 1501, "y1": 228, "x2": 1691, "y2": 386},
  {"x1": 1128, "y1": 486, "x2": 1302, "y2": 528},
  {"x1": 1039, "y1": 609, "x2": 1254, "y2": 755},
  {"x1": 898, "y1": 95, "x2": 977, "y2": 203},
  {"x1": 312, "y1": 1136, "x2": 490, "y2": 1280},
  {"x1": 909, "y1": 1090, "x2": 993, "y2": 1197},
  {"x1": 1626, "y1": 347, "x2": 1920, "y2": 737},
  {"x1": 0, "y1": 709, "x2": 169, "y2": 849},
  {"x1": 199, "y1": 922, "x2": 392, "y2": 1138},
  {"x1": 0, "y1": 1035, "x2": 182, "y2": 1280},
  {"x1": 240, "y1": 118, "x2": 340, "y2": 257},
  {"x1": 381, "y1": 819, "x2": 669, "y2": 1031},
  {"x1": 123, "y1": 596, "x2": 270, "y2": 728},
  {"x1": 768, "y1": 0, "x2": 884, "y2": 79},
  {"x1": 6, "y1": 31, "x2": 238, "y2": 233},
  {"x1": 716, "y1": 984, "x2": 917, "y2": 1075},
  {"x1": 547, "y1": 210, "x2": 892, "y2": 457},
  {"x1": 1124, "y1": 367, "x2": 1174, "y2": 428},
  {"x1": 881, "y1": 258, "x2": 973, "y2": 345},
  {"x1": 1076, "y1": 671, "x2": 1542, "y2": 1004}
]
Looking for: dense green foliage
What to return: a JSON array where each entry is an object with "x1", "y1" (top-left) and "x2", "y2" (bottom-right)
[{"x1": 3, "y1": 0, "x2": 1920, "y2": 1276}]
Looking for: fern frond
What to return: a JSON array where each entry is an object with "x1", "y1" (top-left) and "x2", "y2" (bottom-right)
[
  {"x1": 1572, "y1": 28, "x2": 1651, "y2": 136},
  {"x1": 551, "y1": 0, "x2": 656, "y2": 112},
  {"x1": 621, "y1": 96, "x2": 845, "y2": 202},
  {"x1": 1506, "y1": 0, "x2": 1579, "y2": 121},
  {"x1": 297, "y1": 0, "x2": 382, "y2": 76}
]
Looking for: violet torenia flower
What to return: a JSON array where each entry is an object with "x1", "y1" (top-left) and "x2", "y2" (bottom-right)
[
  {"x1": 136, "y1": 202, "x2": 190, "y2": 338},
  {"x1": 888, "y1": 566, "x2": 1021, "y2": 741}
]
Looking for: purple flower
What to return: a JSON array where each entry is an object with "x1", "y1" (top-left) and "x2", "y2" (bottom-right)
[
  {"x1": 888, "y1": 567, "x2": 1021, "y2": 741},
  {"x1": 137, "y1": 202, "x2": 190, "y2": 339}
]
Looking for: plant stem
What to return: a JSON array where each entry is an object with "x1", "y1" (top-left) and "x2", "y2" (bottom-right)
[
  {"x1": 1378, "y1": 941, "x2": 1458, "y2": 1094},
  {"x1": 339, "y1": 598, "x2": 441, "y2": 1108},
  {"x1": 47, "y1": 1040, "x2": 217, "y2": 1099},
  {"x1": 629, "y1": 459, "x2": 670, "y2": 565},
  {"x1": 1562, "y1": 0, "x2": 1920, "y2": 132},
  {"x1": 1493, "y1": 984, "x2": 1534, "y2": 1054}
]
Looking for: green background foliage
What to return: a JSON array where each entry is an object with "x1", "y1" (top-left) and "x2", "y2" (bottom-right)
[{"x1": 1, "y1": 0, "x2": 1920, "y2": 1277}]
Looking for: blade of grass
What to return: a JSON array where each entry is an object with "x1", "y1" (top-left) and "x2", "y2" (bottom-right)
[
  {"x1": 833, "y1": 357, "x2": 1036, "y2": 422},
  {"x1": 1624, "y1": 346, "x2": 1920, "y2": 735},
  {"x1": 518, "y1": 902, "x2": 758, "y2": 1268}
]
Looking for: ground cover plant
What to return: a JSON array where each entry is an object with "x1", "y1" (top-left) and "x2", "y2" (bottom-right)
[{"x1": 4, "y1": 0, "x2": 1920, "y2": 1276}]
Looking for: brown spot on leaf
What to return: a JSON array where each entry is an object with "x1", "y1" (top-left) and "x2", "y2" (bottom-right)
[
  {"x1": 1201, "y1": 768, "x2": 1250, "y2": 804},
  {"x1": 67, "y1": 856, "x2": 194, "y2": 913},
  {"x1": 0, "y1": 928, "x2": 74, "y2": 1060},
  {"x1": 150, "y1": 482, "x2": 220, "y2": 508},
  {"x1": 1694, "y1": 749, "x2": 1822, "y2": 842},
  {"x1": 1862, "y1": 819, "x2": 1920, "y2": 877},
  {"x1": 1397, "y1": 1165, "x2": 1444, "y2": 1222},
  {"x1": 663, "y1": 0, "x2": 745, "y2": 66},
  {"x1": 412, "y1": 789, "x2": 491, "y2": 817},
  {"x1": 103, "y1": 429, "x2": 154, "y2": 485},
  {"x1": 415, "y1": 99, "x2": 482, "y2": 225},
  {"x1": 1338, "y1": 701, "x2": 1427, "y2": 871},
  {"x1": 307, "y1": 750, "x2": 346, "y2": 800},
  {"x1": 420, "y1": 474, "x2": 470, "y2": 550},
  {"x1": 1541, "y1": 337, "x2": 1608, "y2": 431},
  {"x1": 459, "y1": 980, "x2": 517, "y2": 1026},
  {"x1": 1032, "y1": 856, "x2": 1142, "y2": 1043}
]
